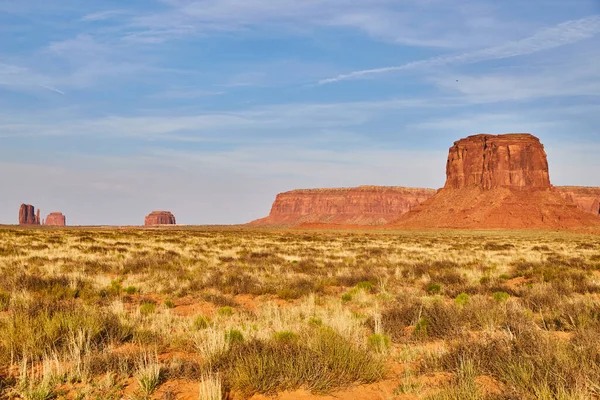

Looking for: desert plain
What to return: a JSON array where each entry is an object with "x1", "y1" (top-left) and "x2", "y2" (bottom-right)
[{"x1": 1, "y1": 225, "x2": 600, "y2": 400}]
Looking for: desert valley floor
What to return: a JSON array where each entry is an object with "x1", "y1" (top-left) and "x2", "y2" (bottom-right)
[{"x1": 1, "y1": 226, "x2": 600, "y2": 399}]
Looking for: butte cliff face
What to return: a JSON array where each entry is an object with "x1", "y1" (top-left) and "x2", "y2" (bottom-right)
[
  {"x1": 445, "y1": 134, "x2": 550, "y2": 190},
  {"x1": 145, "y1": 211, "x2": 176, "y2": 226},
  {"x1": 394, "y1": 133, "x2": 600, "y2": 229},
  {"x1": 44, "y1": 212, "x2": 67, "y2": 226},
  {"x1": 250, "y1": 186, "x2": 436, "y2": 226},
  {"x1": 19, "y1": 204, "x2": 41, "y2": 225}
]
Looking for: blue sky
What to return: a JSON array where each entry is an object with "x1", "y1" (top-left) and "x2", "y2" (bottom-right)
[{"x1": 1, "y1": 0, "x2": 599, "y2": 225}]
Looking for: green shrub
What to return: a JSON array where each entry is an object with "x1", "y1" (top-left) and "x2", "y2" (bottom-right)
[
  {"x1": 367, "y1": 334, "x2": 391, "y2": 353},
  {"x1": 194, "y1": 315, "x2": 210, "y2": 330},
  {"x1": 217, "y1": 306, "x2": 234, "y2": 317},
  {"x1": 0, "y1": 291, "x2": 9, "y2": 311},
  {"x1": 225, "y1": 329, "x2": 244, "y2": 344},
  {"x1": 341, "y1": 293, "x2": 353, "y2": 302},
  {"x1": 355, "y1": 281, "x2": 374, "y2": 293},
  {"x1": 108, "y1": 280, "x2": 122, "y2": 295},
  {"x1": 139, "y1": 302, "x2": 156, "y2": 316},
  {"x1": 308, "y1": 317, "x2": 323, "y2": 327},
  {"x1": 414, "y1": 318, "x2": 429, "y2": 339},
  {"x1": 124, "y1": 286, "x2": 138, "y2": 295},
  {"x1": 426, "y1": 283, "x2": 441, "y2": 295},
  {"x1": 492, "y1": 291, "x2": 510, "y2": 303},
  {"x1": 455, "y1": 293, "x2": 470, "y2": 307},
  {"x1": 273, "y1": 331, "x2": 298, "y2": 343},
  {"x1": 163, "y1": 299, "x2": 175, "y2": 309}
]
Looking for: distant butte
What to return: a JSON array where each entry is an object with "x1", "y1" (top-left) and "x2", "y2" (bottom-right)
[
  {"x1": 393, "y1": 133, "x2": 600, "y2": 229},
  {"x1": 19, "y1": 204, "x2": 40, "y2": 226},
  {"x1": 145, "y1": 211, "x2": 176, "y2": 226},
  {"x1": 249, "y1": 186, "x2": 436, "y2": 226},
  {"x1": 44, "y1": 212, "x2": 67, "y2": 227}
]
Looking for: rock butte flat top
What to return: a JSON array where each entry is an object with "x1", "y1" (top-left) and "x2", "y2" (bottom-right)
[
  {"x1": 148, "y1": 211, "x2": 173, "y2": 214},
  {"x1": 282, "y1": 186, "x2": 437, "y2": 194},
  {"x1": 458, "y1": 133, "x2": 541, "y2": 142}
]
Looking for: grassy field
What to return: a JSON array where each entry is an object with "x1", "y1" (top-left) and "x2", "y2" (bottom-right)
[{"x1": 0, "y1": 226, "x2": 600, "y2": 399}]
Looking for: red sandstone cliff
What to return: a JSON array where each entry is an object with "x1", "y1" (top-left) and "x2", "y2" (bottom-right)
[
  {"x1": 393, "y1": 133, "x2": 600, "y2": 229},
  {"x1": 249, "y1": 186, "x2": 436, "y2": 226},
  {"x1": 44, "y1": 212, "x2": 66, "y2": 226},
  {"x1": 555, "y1": 187, "x2": 600, "y2": 216},
  {"x1": 145, "y1": 211, "x2": 176, "y2": 226},
  {"x1": 19, "y1": 204, "x2": 40, "y2": 225},
  {"x1": 445, "y1": 134, "x2": 550, "y2": 190}
]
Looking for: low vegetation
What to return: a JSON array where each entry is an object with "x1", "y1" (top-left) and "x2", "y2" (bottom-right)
[{"x1": 0, "y1": 226, "x2": 599, "y2": 398}]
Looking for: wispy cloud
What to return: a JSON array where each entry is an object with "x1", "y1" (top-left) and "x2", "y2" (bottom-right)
[
  {"x1": 0, "y1": 97, "x2": 454, "y2": 139},
  {"x1": 149, "y1": 87, "x2": 225, "y2": 99},
  {"x1": 81, "y1": 10, "x2": 130, "y2": 22},
  {"x1": 39, "y1": 84, "x2": 65, "y2": 95},
  {"x1": 319, "y1": 15, "x2": 600, "y2": 84},
  {"x1": 125, "y1": 0, "x2": 515, "y2": 49}
]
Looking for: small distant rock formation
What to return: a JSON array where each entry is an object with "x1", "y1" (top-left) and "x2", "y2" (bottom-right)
[
  {"x1": 44, "y1": 212, "x2": 67, "y2": 226},
  {"x1": 555, "y1": 187, "x2": 600, "y2": 216},
  {"x1": 249, "y1": 186, "x2": 437, "y2": 226},
  {"x1": 19, "y1": 204, "x2": 41, "y2": 225},
  {"x1": 145, "y1": 211, "x2": 176, "y2": 226},
  {"x1": 393, "y1": 133, "x2": 600, "y2": 229}
]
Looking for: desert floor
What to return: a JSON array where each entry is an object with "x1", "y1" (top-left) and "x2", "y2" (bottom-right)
[{"x1": 1, "y1": 226, "x2": 599, "y2": 399}]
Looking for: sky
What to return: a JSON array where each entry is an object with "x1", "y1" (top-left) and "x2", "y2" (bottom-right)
[{"x1": 1, "y1": 0, "x2": 599, "y2": 225}]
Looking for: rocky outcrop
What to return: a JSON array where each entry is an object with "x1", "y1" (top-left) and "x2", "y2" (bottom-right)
[
  {"x1": 555, "y1": 187, "x2": 600, "y2": 216},
  {"x1": 44, "y1": 212, "x2": 66, "y2": 226},
  {"x1": 145, "y1": 211, "x2": 176, "y2": 226},
  {"x1": 393, "y1": 133, "x2": 600, "y2": 229},
  {"x1": 445, "y1": 134, "x2": 550, "y2": 190},
  {"x1": 250, "y1": 186, "x2": 437, "y2": 226},
  {"x1": 19, "y1": 204, "x2": 40, "y2": 225}
]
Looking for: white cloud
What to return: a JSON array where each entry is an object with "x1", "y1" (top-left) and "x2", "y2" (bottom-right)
[{"x1": 319, "y1": 14, "x2": 600, "y2": 84}]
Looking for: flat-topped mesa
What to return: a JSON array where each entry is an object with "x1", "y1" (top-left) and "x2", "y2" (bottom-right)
[
  {"x1": 250, "y1": 186, "x2": 437, "y2": 226},
  {"x1": 555, "y1": 187, "x2": 600, "y2": 216},
  {"x1": 445, "y1": 133, "x2": 551, "y2": 190},
  {"x1": 19, "y1": 204, "x2": 41, "y2": 225},
  {"x1": 44, "y1": 212, "x2": 66, "y2": 226},
  {"x1": 144, "y1": 211, "x2": 176, "y2": 226}
]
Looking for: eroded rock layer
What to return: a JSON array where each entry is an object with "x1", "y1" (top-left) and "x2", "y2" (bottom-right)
[
  {"x1": 145, "y1": 211, "x2": 176, "y2": 226},
  {"x1": 250, "y1": 186, "x2": 436, "y2": 226},
  {"x1": 19, "y1": 204, "x2": 40, "y2": 225},
  {"x1": 555, "y1": 187, "x2": 600, "y2": 216},
  {"x1": 44, "y1": 212, "x2": 66, "y2": 226}
]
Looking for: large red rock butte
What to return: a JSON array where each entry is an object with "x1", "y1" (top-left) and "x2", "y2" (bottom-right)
[
  {"x1": 145, "y1": 211, "x2": 176, "y2": 226},
  {"x1": 250, "y1": 186, "x2": 436, "y2": 226},
  {"x1": 44, "y1": 212, "x2": 66, "y2": 227},
  {"x1": 394, "y1": 133, "x2": 600, "y2": 229},
  {"x1": 19, "y1": 204, "x2": 40, "y2": 225},
  {"x1": 444, "y1": 134, "x2": 550, "y2": 190}
]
